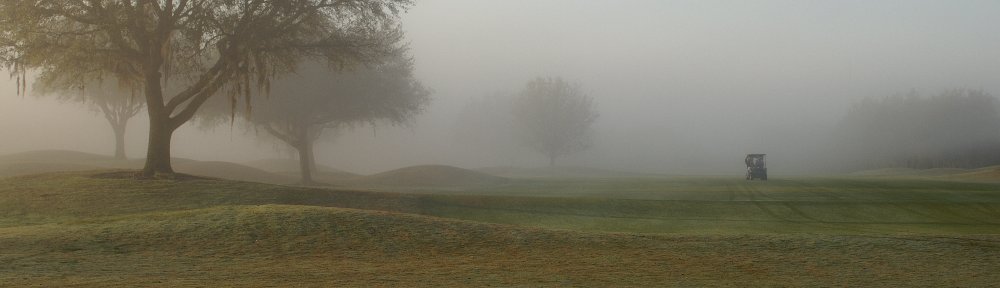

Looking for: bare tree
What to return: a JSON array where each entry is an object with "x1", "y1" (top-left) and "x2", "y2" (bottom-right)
[
  {"x1": 513, "y1": 77, "x2": 598, "y2": 167},
  {"x1": 0, "y1": 0, "x2": 409, "y2": 178},
  {"x1": 35, "y1": 78, "x2": 144, "y2": 160}
]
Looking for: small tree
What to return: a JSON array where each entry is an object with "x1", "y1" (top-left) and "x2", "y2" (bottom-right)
[
  {"x1": 513, "y1": 77, "x2": 598, "y2": 167},
  {"x1": 35, "y1": 77, "x2": 144, "y2": 160}
]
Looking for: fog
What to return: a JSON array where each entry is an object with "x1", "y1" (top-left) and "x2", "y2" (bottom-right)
[{"x1": 3, "y1": 0, "x2": 1000, "y2": 175}]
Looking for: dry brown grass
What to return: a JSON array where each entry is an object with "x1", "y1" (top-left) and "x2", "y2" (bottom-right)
[{"x1": 2, "y1": 204, "x2": 998, "y2": 287}]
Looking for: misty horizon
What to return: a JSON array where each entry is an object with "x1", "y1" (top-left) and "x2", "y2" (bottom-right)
[{"x1": 2, "y1": 0, "x2": 999, "y2": 175}]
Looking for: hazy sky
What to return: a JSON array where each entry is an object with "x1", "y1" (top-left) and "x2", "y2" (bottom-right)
[{"x1": 2, "y1": 1, "x2": 999, "y2": 174}]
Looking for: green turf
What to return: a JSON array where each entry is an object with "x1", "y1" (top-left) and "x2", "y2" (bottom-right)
[
  {"x1": 368, "y1": 176, "x2": 1000, "y2": 234},
  {"x1": 2, "y1": 171, "x2": 999, "y2": 286},
  {"x1": 3, "y1": 172, "x2": 999, "y2": 235}
]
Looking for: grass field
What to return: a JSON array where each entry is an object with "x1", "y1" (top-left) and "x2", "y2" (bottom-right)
[
  {"x1": 1, "y1": 164, "x2": 999, "y2": 286},
  {"x1": 364, "y1": 175, "x2": 1000, "y2": 235}
]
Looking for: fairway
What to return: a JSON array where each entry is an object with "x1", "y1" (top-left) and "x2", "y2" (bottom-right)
[
  {"x1": 361, "y1": 176, "x2": 1000, "y2": 234},
  {"x1": 1, "y1": 170, "x2": 999, "y2": 286}
]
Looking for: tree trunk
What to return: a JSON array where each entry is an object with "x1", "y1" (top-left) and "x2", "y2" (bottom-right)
[
  {"x1": 112, "y1": 122, "x2": 127, "y2": 160},
  {"x1": 140, "y1": 55, "x2": 176, "y2": 178},
  {"x1": 309, "y1": 147, "x2": 317, "y2": 172},
  {"x1": 142, "y1": 117, "x2": 175, "y2": 177},
  {"x1": 297, "y1": 139, "x2": 316, "y2": 185},
  {"x1": 296, "y1": 125, "x2": 318, "y2": 184}
]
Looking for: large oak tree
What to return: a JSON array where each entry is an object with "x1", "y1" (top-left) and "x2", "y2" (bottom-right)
[{"x1": 0, "y1": 0, "x2": 408, "y2": 177}]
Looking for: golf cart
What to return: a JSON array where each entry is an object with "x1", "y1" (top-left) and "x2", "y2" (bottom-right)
[{"x1": 745, "y1": 154, "x2": 767, "y2": 180}]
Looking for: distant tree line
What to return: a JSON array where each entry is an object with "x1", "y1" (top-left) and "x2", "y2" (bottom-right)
[{"x1": 833, "y1": 89, "x2": 1000, "y2": 169}]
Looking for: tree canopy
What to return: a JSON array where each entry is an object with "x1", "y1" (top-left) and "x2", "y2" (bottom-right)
[{"x1": 0, "y1": 0, "x2": 410, "y2": 177}]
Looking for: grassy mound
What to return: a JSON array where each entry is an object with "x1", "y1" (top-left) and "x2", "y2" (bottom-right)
[
  {"x1": 244, "y1": 158, "x2": 354, "y2": 174},
  {"x1": 245, "y1": 159, "x2": 359, "y2": 184},
  {"x1": 354, "y1": 165, "x2": 509, "y2": 187},
  {"x1": 173, "y1": 161, "x2": 295, "y2": 184},
  {"x1": 245, "y1": 158, "x2": 360, "y2": 183},
  {"x1": 953, "y1": 165, "x2": 1000, "y2": 181}
]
